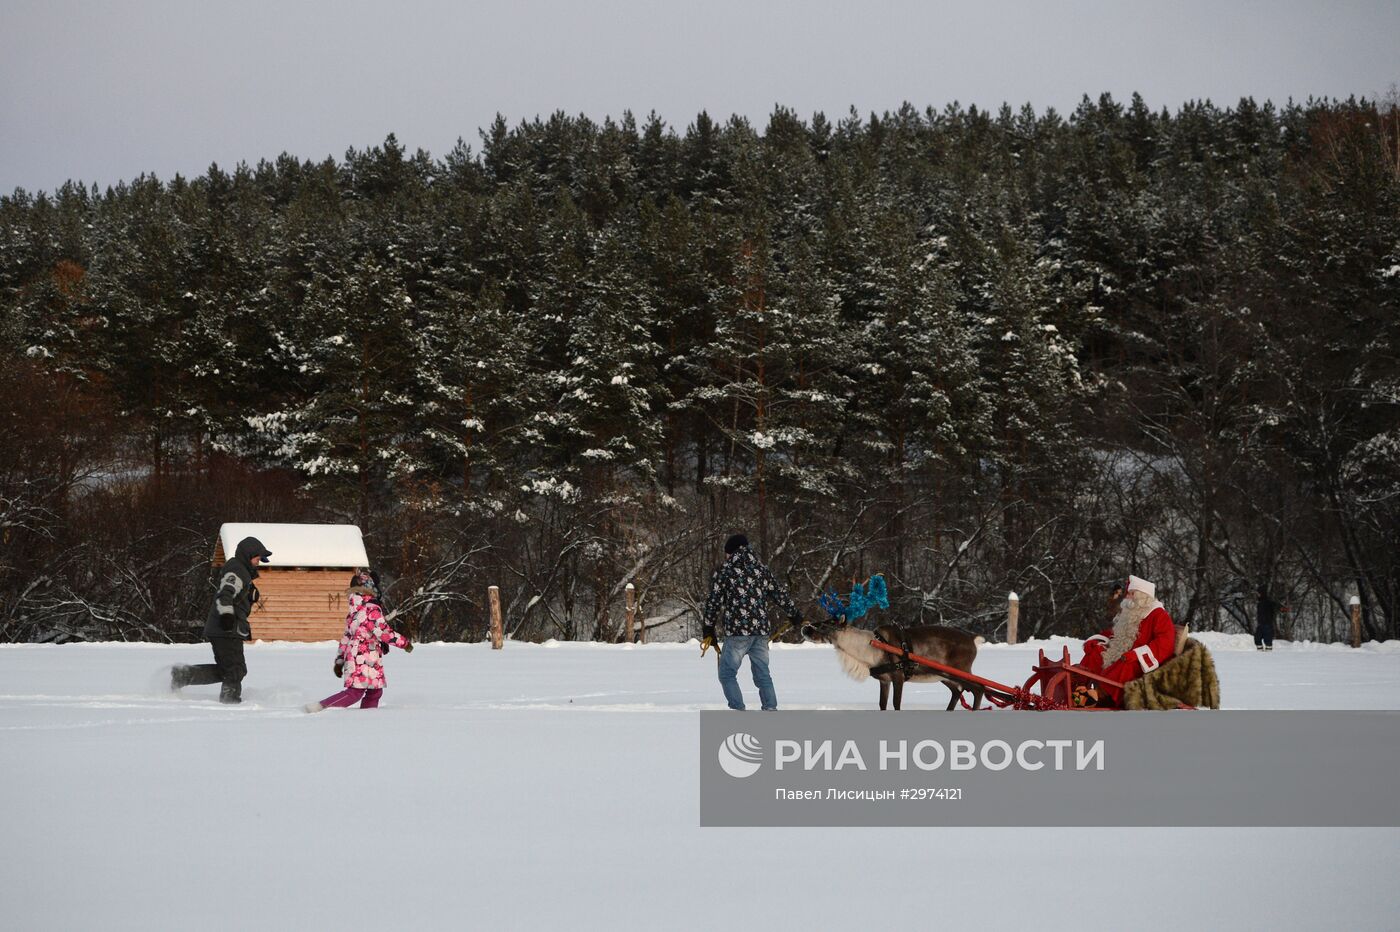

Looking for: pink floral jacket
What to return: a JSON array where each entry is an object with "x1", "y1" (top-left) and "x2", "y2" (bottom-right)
[{"x1": 337, "y1": 591, "x2": 409, "y2": 689}]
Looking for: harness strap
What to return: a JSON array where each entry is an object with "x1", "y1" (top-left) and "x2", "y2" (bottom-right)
[{"x1": 873, "y1": 624, "x2": 923, "y2": 681}]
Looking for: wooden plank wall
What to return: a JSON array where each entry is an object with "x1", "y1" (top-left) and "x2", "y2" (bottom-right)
[{"x1": 250, "y1": 568, "x2": 352, "y2": 642}]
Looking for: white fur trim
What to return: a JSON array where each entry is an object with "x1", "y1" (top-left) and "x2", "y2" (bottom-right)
[
  {"x1": 1133, "y1": 644, "x2": 1160, "y2": 673},
  {"x1": 1087, "y1": 633, "x2": 1109, "y2": 645}
]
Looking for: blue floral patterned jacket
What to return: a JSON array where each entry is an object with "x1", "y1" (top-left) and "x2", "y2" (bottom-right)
[{"x1": 702, "y1": 546, "x2": 802, "y2": 636}]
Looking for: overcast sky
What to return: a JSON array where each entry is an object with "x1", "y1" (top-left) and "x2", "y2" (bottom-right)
[{"x1": 2, "y1": 0, "x2": 1397, "y2": 194}]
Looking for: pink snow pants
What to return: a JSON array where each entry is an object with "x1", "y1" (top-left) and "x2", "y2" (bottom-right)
[{"x1": 318, "y1": 687, "x2": 383, "y2": 709}]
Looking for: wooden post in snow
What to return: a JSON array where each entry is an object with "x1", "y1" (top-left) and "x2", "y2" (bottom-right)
[
  {"x1": 1007, "y1": 591, "x2": 1020, "y2": 645},
  {"x1": 1350, "y1": 595, "x2": 1362, "y2": 649},
  {"x1": 625, "y1": 583, "x2": 639, "y2": 643},
  {"x1": 488, "y1": 585, "x2": 504, "y2": 650}
]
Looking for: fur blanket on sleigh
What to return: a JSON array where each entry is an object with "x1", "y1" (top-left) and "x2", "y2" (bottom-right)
[{"x1": 1122, "y1": 637, "x2": 1221, "y2": 710}]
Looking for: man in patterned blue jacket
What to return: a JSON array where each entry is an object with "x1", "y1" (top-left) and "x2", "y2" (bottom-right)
[{"x1": 702, "y1": 534, "x2": 803, "y2": 710}]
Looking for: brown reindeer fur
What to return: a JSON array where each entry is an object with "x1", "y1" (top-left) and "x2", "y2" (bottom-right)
[{"x1": 807, "y1": 622, "x2": 984, "y2": 710}]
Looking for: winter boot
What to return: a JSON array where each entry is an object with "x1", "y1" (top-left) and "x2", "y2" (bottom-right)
[
  {"x1": 170, "y1": 664, "x2": 193, "y2": 691},
  {"x1": 219, "y1": 683, "x2": 242, "y2": 705},
  {"x1": 303, "y1": 702, "x2": 326, "y2": 714}
]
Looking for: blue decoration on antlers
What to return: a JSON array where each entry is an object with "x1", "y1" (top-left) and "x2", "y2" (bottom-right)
[
  {"x1": 818, "y1": 589, "x2": 846, "y2": 618},
  {"x1": 820, "y1": 574, "x2": 890, "y2": 624}
]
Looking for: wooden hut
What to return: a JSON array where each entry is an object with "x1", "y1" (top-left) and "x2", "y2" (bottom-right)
[{"x1": 213, "y1": 523, "x2": 369, "y2": 642}]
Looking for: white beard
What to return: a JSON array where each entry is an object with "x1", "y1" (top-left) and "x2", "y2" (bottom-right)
[{"x1": 1101, "y1": 596, "x2": 1162, "y2": 666}]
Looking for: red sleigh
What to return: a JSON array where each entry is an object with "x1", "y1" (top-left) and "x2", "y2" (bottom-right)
[{"x1": 867, "y1": 639, "x2": 1197, "y2": 711}]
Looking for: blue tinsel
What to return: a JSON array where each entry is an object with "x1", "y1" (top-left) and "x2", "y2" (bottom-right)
[{"x1": 820, "y1": 574, "x2": 889, "y2": 624}]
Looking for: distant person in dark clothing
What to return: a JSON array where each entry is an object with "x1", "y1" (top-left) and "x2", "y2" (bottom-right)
[
  {"x1": 702, "y1": 533, "x2": 803, "y2": 711},
  {"x1": 170, "y1": 536, "x2": 272, "y2": 703},
  {"x1": 1255, "y1": 586, "x2": 1279, "y2": 651}
]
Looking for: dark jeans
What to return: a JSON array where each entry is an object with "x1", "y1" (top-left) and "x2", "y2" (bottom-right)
[
  {"x1": 1254, "y1": 624, "x2": 1274, "y2": 648},
  {"x1": 183, "y1": 637, "x2": 247, "y2": 702}
]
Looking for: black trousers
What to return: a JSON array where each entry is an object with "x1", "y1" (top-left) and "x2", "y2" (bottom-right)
[
  {"x1": 1254, "y1": 624, "x2": 1274, "y2": 648},
  {"x1": 184, "y1": 637, "x2": 247, "y2": 702}
]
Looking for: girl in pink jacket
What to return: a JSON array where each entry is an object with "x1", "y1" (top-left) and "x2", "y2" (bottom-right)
[{"x1": 305, "y1": 572, "x2": 413, "y2": 712}]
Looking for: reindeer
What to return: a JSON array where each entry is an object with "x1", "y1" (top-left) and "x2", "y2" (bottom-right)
[{"x1": 802, "y1": 620, "x2": 985, "y2": 710}]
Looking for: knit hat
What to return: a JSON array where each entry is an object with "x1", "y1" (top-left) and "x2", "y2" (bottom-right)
[{"x1": 350, "y1": 569, "x2": 380, "y2": 598}]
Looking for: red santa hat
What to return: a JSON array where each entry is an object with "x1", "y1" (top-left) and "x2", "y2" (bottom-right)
[{"x1": 1126, "y1": 575, "x2": 1156, "y2": 599}]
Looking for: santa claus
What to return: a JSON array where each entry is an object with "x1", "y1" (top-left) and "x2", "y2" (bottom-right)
[{"x1": 1076, "y1": 575, "x2": 1177, "y2": 707}]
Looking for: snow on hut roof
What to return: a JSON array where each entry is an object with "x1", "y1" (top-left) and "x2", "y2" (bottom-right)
[{"x1": 218, "y1": 523, "x2": 369, "y2": 568}]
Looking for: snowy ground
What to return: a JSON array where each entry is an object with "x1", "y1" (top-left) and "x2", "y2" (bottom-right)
[{"x1": 3, "y1": 634, "x2": 1398, "y2": 931}]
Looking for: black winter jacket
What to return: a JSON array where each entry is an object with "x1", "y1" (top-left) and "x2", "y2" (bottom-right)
[{"x1": 203, "y1": 537, "x2": 268, "y2": 640}]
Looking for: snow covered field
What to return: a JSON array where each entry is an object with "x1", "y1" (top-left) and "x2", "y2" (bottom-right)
[{"x1": 3, "y1": 634, "x2": 1398, "y2": 931}]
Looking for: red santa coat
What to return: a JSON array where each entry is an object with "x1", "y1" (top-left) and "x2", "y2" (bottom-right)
[{"x1": 1077, "y1": 603, "x2": 1177, "y2": 706}]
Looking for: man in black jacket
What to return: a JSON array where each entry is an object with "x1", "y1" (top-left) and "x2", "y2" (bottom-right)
[
  {"x1": 171, "y1": 536, "x2": 272, "y2": 703},
  {"x1": 1255, "y1": 585, "x2": 1279, "y2": 651}
]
